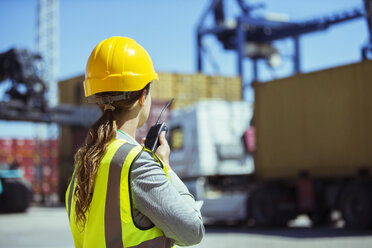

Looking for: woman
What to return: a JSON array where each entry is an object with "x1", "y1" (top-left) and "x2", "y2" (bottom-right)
[{"x1": 66, "y1": 37, "x2": 204, "y2": 248}]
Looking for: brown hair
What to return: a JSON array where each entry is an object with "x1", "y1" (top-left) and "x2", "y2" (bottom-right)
[{"x1": 73, "y1": 84, "x2": 150, "y2": 228}]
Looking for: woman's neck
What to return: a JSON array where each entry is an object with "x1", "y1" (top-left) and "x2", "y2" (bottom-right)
[{"x1": 118, "y1": 117, "x2": 138, "y2": 140}]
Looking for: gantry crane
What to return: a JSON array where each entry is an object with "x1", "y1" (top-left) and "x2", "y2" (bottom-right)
[{"x1": 197, "y1": 0, "x2": 371, "y2": 94}]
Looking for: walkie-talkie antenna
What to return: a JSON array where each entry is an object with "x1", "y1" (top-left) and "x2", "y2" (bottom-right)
[{"x1": 155, "y1": 98, "x2": 174, "y2": 125}]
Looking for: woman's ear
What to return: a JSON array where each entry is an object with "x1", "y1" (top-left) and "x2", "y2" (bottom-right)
[{"x1": 138, "y1": 89, "x2": 148, "y2": 107}]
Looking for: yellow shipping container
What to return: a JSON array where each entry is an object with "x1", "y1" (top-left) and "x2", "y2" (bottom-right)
[
  {"x1": 190, "y1": 73, "x2": 209, "y2": 101},
  {"x1": 208, "y1": 75, "x2": 227, "y2": 99},
  {"x1": 58, "y1": 75, "x2": 85, "y2": 105},
  {"x1": 58, "y1": 126, "x2": 74, "y2": 158},
  {"x1": 172, "y1": 74, "x2": 193, "y2": 109},
  {"x1": 225, "y1": 76, "x2": 242, "y2": 101},
  {"x1": 152, "y1": 72, "x2": 175, "y2": 100},
  {"x1": 171, "y1": 73, "x2": 209, "y2": 109},
  {"x1": 254, "y1": 60, "x2": 372, "y2": 180},
  {"x1": 174, "y1": 73, "x2": 192, "y2": 100},
  {"x1": 58, "y1": 72, "x2": 242, "y2": 108}
]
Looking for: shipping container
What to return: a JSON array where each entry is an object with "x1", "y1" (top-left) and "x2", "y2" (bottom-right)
[
  {"x1": 151, "y1": 73, "x2": 175, "y2": 100},
  {"x1": 254, "y1": 60, "x2": 372, "y2": 180},
  {"x1": 248, "y1": 60, "x2": 372, "y2": 228},
  {"x1": 58, "y1": 73, "x2": 242, "y2": 110},
  {"x1": 0, "y1": 138, "x2": 59, "y2": 204},
  {"x1": 58, "y1": 75, "x2": 86, "y2": 105}
]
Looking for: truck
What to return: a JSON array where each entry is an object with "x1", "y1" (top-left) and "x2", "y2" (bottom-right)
[
  {"x1": 0, "y1": 165, "x2": 33, "y2": 213},
  {"x1": 168, "y1": 60, "x2": 372, "y2": 228}
]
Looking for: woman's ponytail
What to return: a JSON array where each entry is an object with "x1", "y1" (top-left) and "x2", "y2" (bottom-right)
[{"x1": 73, "y1": 109, "x2": 117, "y2": 227}]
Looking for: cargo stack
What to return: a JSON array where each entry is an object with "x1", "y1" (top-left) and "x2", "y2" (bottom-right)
[
  {"x1": 59, "y1": 72, "x2": 242, "y2": 109},
  {"x1": 58, "y1": 75, "x2": 86, "y2": 106},
  {"x1": 0, "y1": 139, "x2": 13, "y2": 165},
  {"x1": 39, "y1": 139, "x2": 59, "y2": 204},
  {"x1": 12, "y1": 140, "x2": 36, "y2": 187},
  {"x1": 254, "y1": 60, "x2": 372, "y2": 179},
  {"x1": 173, "y1": 73, "x2": 209, "y2": 109},
  {"x1": 208, "y1": 75, "x2": 227, "y2": 100},
  {"x1": 0, "y1": 138, "x2": 59, "y2": 203},
  {"x1": 151, "y1": 72, "x2": 242, "y2": 109},
  {"x1": 151, "y1": 73, "x2": 175, "y2": 101}
]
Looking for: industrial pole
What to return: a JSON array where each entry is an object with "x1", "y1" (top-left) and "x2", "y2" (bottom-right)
[
  {"x1": 363, "y1": 0, "x2": 372, "y2": 59},
  {"x1": 37, "y1": 0, "x2": 59, "y2": 107},
  {"x1": 36, "y1": 0, "x2": 59, "y2": 203}
]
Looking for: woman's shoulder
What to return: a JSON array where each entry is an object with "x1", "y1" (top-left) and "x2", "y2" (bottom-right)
[
  {"x1": 129, "y1": 147, "x2": 165, "y2": 177},
  {"x1": 110, "y1": 139, "x2": 163, "y2": 171},
  {"x1": 136, "y1": 148, "x2": 162, "y2": 168}
]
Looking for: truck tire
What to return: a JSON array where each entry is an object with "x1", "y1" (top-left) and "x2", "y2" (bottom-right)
[
  {"x1": 0, "y1": 179, "x2": 32, "y2": 213},
  {"x1": 309, "y1": 210, "x2": 331, "y2": 227},
  {"x1": 250, "y1": 187, "x2": 274, "y2": 226},
  {"x1": 249, "y1": 186, "x2": 296, "y2": 227},
  {"x1": 340, "y1": 182, "x2": 372, "y2": 229}
]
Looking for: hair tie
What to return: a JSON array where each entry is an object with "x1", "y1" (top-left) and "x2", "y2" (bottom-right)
[{"x1": 104, "y1": 104, "x2": 115, "y2": 111}]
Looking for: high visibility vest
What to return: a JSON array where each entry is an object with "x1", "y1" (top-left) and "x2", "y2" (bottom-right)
[{"x1": 66, "y1": 139, "x2": 175, "y2": 248}]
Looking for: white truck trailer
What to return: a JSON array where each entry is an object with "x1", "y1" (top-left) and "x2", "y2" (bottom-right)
[{"x1": 168, "y1": 100, "x2": 255, "y2": 223}]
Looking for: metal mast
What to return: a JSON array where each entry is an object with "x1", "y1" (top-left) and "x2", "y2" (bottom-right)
[
  {"x1": 36, "y1": 0, "x2": 59, "y2": 203},
  {"x1": 37, "y1": 0, "x2": 59, "y2": 107}
]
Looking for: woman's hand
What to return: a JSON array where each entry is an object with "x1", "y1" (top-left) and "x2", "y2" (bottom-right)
[
  {"x1": 155, "y1": 131, "x2": 172, "y2": 170},
  {"x1": 142, "y1": 131, "x2": 172, "y2": 171}
]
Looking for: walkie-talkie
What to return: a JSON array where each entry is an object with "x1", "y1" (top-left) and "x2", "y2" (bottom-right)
[{"x1": 144, "y1": 98, "x2": 174, "y2": 152}]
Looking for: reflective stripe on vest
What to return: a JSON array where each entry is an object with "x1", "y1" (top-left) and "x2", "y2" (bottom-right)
[
  {"x1": 66, "y1": 139, "x2": 174, "y2": 248},
  {"x1": 67, "y1": 169, "x2": 76, "y2": 221}
]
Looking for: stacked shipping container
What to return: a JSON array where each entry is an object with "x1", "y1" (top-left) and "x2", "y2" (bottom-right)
[
  {"x1": 58, "y1": 73, "x2": 242, "y2": 108},
  {"x1": 254, "y1": 60, "x2": 372, "y2": 179},
  {"x1": 0, "y1": 139, "x2": 59, "y2": 203},
  {"x1": 151, "y1": 73, "x2": 242, "y2": 108}
]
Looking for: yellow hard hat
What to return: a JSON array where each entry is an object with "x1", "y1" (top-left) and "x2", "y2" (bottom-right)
[{"x1": 83, "y1": 36, "x2": 158, "y2": 97}]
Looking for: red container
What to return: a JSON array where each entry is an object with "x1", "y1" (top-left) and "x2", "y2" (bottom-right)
[
  {"x1": 22, "y1": 166, "x2": 35, "y2": 182},
  {"x1": 0, "y1": 138, "x2": 59, "y2": 203}
]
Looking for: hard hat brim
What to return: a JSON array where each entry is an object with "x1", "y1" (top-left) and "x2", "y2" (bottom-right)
[{"x1": 84, "y1": 73, "x2": 158, "y2": 97}]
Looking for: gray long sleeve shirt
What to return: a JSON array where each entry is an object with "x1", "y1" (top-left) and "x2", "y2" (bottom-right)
[{"x1": 117, "y1": 130, "x2": 204, "y2": 247}]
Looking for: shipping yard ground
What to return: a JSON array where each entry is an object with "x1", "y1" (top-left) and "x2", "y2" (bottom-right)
[{"x1": 0, "y1": 207, "x2": 372, "y2": 248}]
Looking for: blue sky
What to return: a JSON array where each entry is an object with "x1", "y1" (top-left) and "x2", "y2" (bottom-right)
[{"x1": 0, "y1": 0, "x2": 369, "y2": 138}]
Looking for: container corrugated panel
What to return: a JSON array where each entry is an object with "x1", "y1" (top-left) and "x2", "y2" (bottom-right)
[
  {"x1": 254, "y1": 60, "x2": 372, "y2": 180},
  {"x1": 59, "y1": 126, "x2": 73, "y2": 158},
  {"x1": 172, "y1": 73, "x2": 208, "y2": 109},
  {"x1": 173, "y1": 99, "x2": 193, "y2": 110},
  {"x1": 153, "y1": 73, "x2": 175, "y2": 100},
  {"x1": 191, "y1": 73, "x2": 209, "y2": 101},
  {"x1": 173, "y1": 74, "x2": 193, "y2": 109},
  {"x1": 209, "y1": 76, "x2": 227, "y2": 99},
  {"x1": 58, "y1": 75, "x2": 85, "y2": 105},
  {"x1": 225, "y1": 76, "x2": 242, "y2": 101},
  {"x1": 58, "y1": 73, "x2": 243, "y2": 107}
]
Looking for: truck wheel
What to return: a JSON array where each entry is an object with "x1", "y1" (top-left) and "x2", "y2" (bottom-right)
[
  {"x1": 340, "y1": 182, "x2": 372, "y2": 229},
  {"x1": 250, "y1": 187, "x2": 274, "y2": 226},
  {"x1": 249, "y1": 186, "x2": 295, "y2": 227},
  {"x1": 0, "y1": 179, "x2": 32, "y2": 213},
  {"x1": 309, "y1": 210, "x2": 331, "y2": 227}
]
